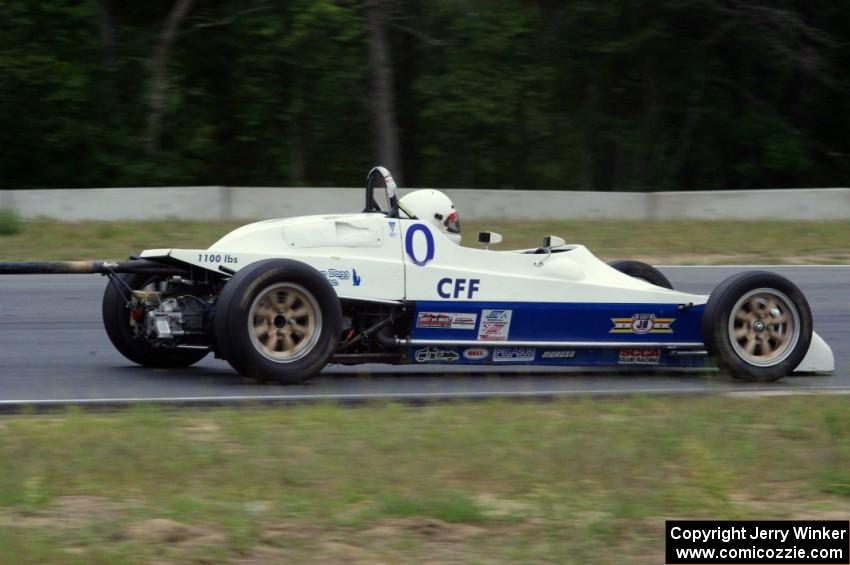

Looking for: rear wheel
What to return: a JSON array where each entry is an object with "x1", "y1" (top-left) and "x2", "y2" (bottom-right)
[
  {"x1": 102, "y1": 273, "x2": 209, "y2": 368},
  {"x1": 702, "y1": 271, "x2": 812, "y2": 382},
  {"x1": 214, "y1": 259, "x2": 342, "y2": 384},
  {"x1": 608, "y1": 260, "x2": 673, "y2": 289}
]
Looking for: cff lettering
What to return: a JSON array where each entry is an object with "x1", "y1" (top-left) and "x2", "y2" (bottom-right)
[{"x1": 437, "y1": 278, "x2": 480, "y2": 299}]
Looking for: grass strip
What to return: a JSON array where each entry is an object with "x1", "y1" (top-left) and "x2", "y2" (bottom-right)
[
  {"x1": 0, "y1": 218, "x2": 847, "y2": 264},
  {"x1": 0, "y1": 396, "x2": 848, "y2": 563}
]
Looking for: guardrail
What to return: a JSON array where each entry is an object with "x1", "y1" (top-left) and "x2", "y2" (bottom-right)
[{"x1": 0, "y1": 187, "x2": 848, "y2": 221}]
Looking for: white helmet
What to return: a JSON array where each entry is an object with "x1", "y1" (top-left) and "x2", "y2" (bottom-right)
[{"x1": 399, "y1": 189, "x2": 461, "y2": 244}]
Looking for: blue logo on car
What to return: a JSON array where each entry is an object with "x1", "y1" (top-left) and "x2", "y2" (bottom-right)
[
  {"x1": 320, "y1": 268, "x2": 362, "y2": 287},
  {"x1": 405, "y1": 224, "x2": 435, "y2": 267}
]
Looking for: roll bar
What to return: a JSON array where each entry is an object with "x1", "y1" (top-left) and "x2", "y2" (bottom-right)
[{"x1": 364, "y1": 166, "x2": 400, "y2": 218}]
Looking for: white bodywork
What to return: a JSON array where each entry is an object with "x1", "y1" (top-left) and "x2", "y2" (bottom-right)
[
  {"x1": 140, "y1": 212, "x2": 834, "y2": 373},
  {"x1": 795, "y1": 333, "x2": 835, "y2": 373}
]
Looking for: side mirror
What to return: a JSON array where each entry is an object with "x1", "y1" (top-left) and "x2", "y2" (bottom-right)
[
  {"x1": 478, "y1": 231, "x2": 503, "y2": 249},
  {"x1": 534, "y1": 235, "x2": 566, "y2": 267},
  {"x1": 543, "y1": 235, "x2": 565, "y2": 248}
]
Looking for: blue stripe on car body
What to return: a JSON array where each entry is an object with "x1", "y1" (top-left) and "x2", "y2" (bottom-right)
[{"x1": 410, "y1": 301, "x2": 705, "y2": 343}]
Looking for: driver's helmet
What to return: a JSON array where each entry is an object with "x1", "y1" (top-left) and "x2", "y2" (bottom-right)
[{"x1": 399, "y1": 189, "x2": 461, "y2": 244}]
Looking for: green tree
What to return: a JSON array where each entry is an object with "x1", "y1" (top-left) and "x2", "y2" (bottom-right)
[{"x1": 0, "y1": 0, "x2": 847, "y2": 191}]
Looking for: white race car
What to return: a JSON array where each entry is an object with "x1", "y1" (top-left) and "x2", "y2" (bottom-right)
[{"x1": 0, "y1": 167, "x2": 834, "y2": 383}]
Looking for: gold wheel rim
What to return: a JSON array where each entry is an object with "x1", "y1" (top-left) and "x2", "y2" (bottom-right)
[
  {"x1": 248, "y1": 283, "x2": 321, "y2": 363},
  {"x1": 728, "y1": 288, "x2": 800, "y2": 367}
]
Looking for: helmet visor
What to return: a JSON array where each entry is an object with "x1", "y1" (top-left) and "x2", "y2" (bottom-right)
[{"x1": 444, "y1": 211, "x2": 460, "y2": 234}]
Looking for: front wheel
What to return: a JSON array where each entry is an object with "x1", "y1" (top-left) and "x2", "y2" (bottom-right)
[
  {"x1": 701, "y1": 271, "x2": 812, "y2": 382},
  {"x1": 608, "y1": 260, "x2": 673, "y2": 289},
  {"x1": 214, "y1": 259, "x2": 342, "y2": 384}
]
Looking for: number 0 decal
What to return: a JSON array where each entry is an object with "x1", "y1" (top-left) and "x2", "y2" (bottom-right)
[{"x1": 405, "y1": 224, "x2": 435, "y2": 267}]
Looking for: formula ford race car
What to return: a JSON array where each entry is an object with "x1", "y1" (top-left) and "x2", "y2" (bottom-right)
[{"x1": 0, "y1": 167, "x2": 834, "y2": 383}]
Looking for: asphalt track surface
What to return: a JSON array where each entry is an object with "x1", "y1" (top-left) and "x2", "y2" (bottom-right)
[{"x1": 0, "y1": 266, "x2": 846, "y2": 407}]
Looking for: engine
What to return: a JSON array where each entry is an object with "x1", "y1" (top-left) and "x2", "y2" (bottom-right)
[
  {"x1": 130, "y1": 285, "x2": 216, "y2": 346},
  {"x1": 144, "y1": 296, "x2": 208, "y2": 340}
]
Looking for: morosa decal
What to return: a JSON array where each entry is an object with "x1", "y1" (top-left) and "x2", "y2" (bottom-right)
[{"x1": 541, "y1": 350, "x2": 576, "y2": 359}]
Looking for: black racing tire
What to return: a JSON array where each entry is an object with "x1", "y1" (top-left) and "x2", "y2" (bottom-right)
[
  {"x1": 102, "y1": 273, "x2": 209, "y2": 368},
  {"x1": 607, "y1": 260, "x2": 673, "y2": 289},
  {"x1": 701, "y1": 271, "x2": 812, "y2": 382},
  {"x1": 214, "y1": 259, "x2": 342, "y2": 384}
]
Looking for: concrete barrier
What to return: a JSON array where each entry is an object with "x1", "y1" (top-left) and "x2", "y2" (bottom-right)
[
  {"x1": 648, "y1": 189, "x2": 850, "y2": 220},
  {"x1": 0, "y1": 186, "x2": 848, "y2": 221},
  {"x1": 0, "y1": 187, "x2": 230, "y2": 221}
]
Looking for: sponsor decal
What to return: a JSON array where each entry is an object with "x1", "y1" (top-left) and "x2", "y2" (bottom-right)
[
  {"x1": 417, "y1": 313, "x2": 452, "y2": 328},
  {"x1": 610, "y1": 313, "x2": 674, "y2": 334},
  {"x1": 618, "y1": 348, "x2": 661, "y2": 365},
  {"x1": 320, "y1": 268, "x2": 361, "y2": 287},
  {"x1": 414, "y1": 347, "x2": 459, "y2": 363},
  {"x1": 388, "y1": 220, "x2": 397, "y2": 237},
  {"x1": 478, "y1": 322, "x2": 508, "y2": 340},
  {"x1": 483, "y1": 309, "x2": 510, "y2": 322},
  {"x1": 437, "y1": 278, "x2": 481, "y2": 299},
  {"x1": 462, "y1": 348, "x2": 489, "y2": 360},
  {"x1": 451, "y1": 314, "x2": 477, "y2": 329},
  {"x1": 493, "y1": 347, "x2": 536, "y2": 362},
  {"x1": 477, "y1": 309, "x2": 512, "y2": 341},
  {"x1": 541, "y1": 350, "x2": 576, "y2": 359},
  {"x1": 405, "y1": 224, "x2": 435, "y2": 267},
  {"x1": 416, "y1": 312, "x2": 478, "y2": 330}
]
